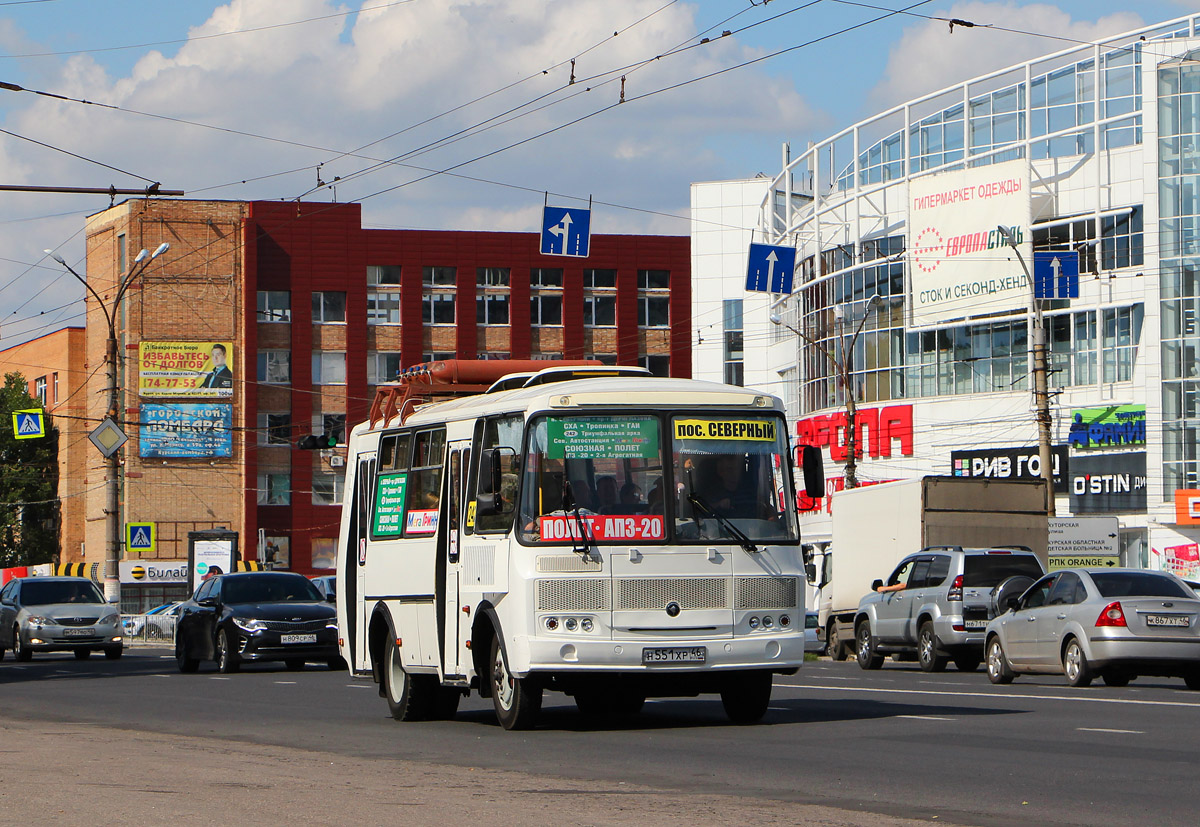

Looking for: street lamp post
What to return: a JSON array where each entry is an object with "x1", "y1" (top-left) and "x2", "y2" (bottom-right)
[
  {"x1": 45, "y1": 242, "x2": 169, "y2": 602},
  {"x1": 995, "y1": 226, "x2": 1056, "y2": 517},
  {"x1": 772, "y1": 294, "x2": 881, "y2": 489}
]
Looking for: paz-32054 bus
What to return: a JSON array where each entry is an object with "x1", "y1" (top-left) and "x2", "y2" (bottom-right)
[{"x1": 335, "y1": 361, "x2": 820, "y2": 730}]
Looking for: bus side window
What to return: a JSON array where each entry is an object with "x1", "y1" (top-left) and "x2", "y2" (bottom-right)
[
  {"x1": 473, "y1": 414, "x2": 522, "y2": 533},
  {"x1": 404, "y1": 429, "x2": 446, "y2": 533}
]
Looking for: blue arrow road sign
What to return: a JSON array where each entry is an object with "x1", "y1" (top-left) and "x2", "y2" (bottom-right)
[
  {"x1": 1033, "y1": 250, "x2": 1079, "y2": 299},
  {"x1": 746, "y1": 243, "x2": 797, "y2": 294},
  {"x1": 540, "y1": 206, "x2": 591, "y2": 257}
]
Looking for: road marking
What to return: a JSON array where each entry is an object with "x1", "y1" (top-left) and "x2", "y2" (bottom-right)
[
  {"x1": 896, "y1": 714, "x2": 954, "y2": 721},
  {"x1": 275, "y1": 681, "x2": 297, "y2": 685},
  {"x1": 209, "y1": 676, "x2": 231, "y2": 681},
  {"x1": 152, "y1": 674, "x2": 172, "y2": 678},
  {"x1": 346, "y1": 684, "x2": 373, "y2": 689},
  {"x1": 773, "y1": 683, "x2": 1200, "y2": 710},
  {"x1": 919, "y1": 681, "x2": 973, "y2": 687},
  {"x1": 814, "y1": 676, "x2": 857, "y2": 681},
  {"x1": 1077, "y1": 727, "x2": 1144, "y2": 734}
]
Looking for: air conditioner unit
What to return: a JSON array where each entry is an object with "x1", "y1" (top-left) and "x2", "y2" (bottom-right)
[{"x1": 329, "y1": 455, "x2": 345, "y2": 468}]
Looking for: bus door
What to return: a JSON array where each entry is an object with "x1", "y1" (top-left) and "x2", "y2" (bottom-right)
[
  {"x1": 348, "y1": 453, "x2": 375, "y2": 673},
  {"x1": 439, "y1": 443, "x2": 469, "y2": 678}
]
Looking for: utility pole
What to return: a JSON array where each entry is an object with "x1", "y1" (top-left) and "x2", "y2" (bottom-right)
[
  {"x1": 772, "y1": 294, "x2": 881, "y2": 489},
  {"x1": 46, "y1": 243, "x2": 170, "y2": 602},
  {"x1": 996, "y1": 225, "x2": 1056, "y2": 517}
]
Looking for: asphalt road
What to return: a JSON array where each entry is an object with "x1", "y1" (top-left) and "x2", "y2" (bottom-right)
[{"x1": 3, "y1": 647, "x2": 1198, "y2": 826}]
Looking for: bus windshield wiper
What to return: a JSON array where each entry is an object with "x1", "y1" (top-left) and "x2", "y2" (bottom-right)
[
  {"x1": 686, "y1": 492, "x2": 757, "y2": 553},
  {"x1": 562, "y1": 485, "x2": 596, "y2": 560}
]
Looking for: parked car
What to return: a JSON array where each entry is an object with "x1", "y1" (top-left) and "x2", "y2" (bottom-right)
[
  {"x1": 0, "y1": 576, "x2": 123, "y2": 661},
  {"x1": 854, "y1": 546, "x2": 1046, "y2": 673},
  {"x1": 309, "y1": 575, "x2": 336, "y2": 602},
  {"x1": 985, "y1": 568, "x2": 1200, "y2": 688},
  {"x1": 802, "y1": 610, "x2": 823, "y2": 654},
  {"x1": 124, "y1": 601, "x2": 185, "y2": 640},
  {"x1": 174, "y1": 571, "x2": 339, "y2": 673}
]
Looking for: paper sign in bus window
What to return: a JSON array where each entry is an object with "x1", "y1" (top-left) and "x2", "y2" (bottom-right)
[
  {"x1": 373, "y1": 473, "x2": 408, "y2": 536},
  {"x1": 547, "y1": 417, "x2": 659, "y2": 459},
  {"x1": 673, "y1": 419, "x2": 777, "y2": 441}
]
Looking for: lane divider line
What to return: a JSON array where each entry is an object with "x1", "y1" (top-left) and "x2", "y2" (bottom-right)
[
  {"x1": 773, "y1": 683, "x2": 1200, "y2": 710},
  {"x1": 1077, "y1": 727, "x2": 1144, "y2": 734}
]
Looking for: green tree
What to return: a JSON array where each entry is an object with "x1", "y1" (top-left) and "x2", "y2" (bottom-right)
[{"x1": 0, "y1": 372, "x2": 59, "y2": 567}]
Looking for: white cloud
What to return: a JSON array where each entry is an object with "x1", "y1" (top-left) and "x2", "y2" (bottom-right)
[{"x1": 867, "y1": 3, "x2": 1145, "y2": 111}]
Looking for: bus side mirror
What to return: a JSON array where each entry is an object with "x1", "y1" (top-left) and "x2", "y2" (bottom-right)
[
  {"x1": 804, "y1": 562, "x2": 817, "y2": 583},
  {"x1": 475, "y1": 448, "x2": 507, "y2": 516},
  {"x1": 800, "y1": 445, "x2": 824, "y2": 499}
]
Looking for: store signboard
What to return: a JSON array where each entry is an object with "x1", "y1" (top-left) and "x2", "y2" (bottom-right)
[
  {"x1": 1068, "y1": 453, "x2": 1147, "y2": 514},
  {"x1": 907, "y1": 159, "x2": 1031, "y2": 327},
  {"x1": 1067, "y1": 405, "x2": 1146, "y2": 449},
  {"x1": 950, "y1": 445, "x2": 1069, "y2": 492}
]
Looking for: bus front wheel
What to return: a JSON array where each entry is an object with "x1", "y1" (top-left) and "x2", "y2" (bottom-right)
[
  {"x1": 383, "y1": 636, "x2": 434, "y2": 721},
  {"x1": 720, "y1": 670, "x2": 772, "y2": 725},
  {"x1": 490, "y1": 636, "x2": 541, "y2": 731}
]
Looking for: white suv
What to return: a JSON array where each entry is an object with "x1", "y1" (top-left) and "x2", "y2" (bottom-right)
[{"x1": 853, "y1": 547, "x2": 1045, "y2": 672}]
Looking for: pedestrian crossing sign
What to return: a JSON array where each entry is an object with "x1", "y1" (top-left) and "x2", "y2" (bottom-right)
[
  {"x1": 127, "y1": 522, "x2": 156, "y2": 553},
  {"x1": 12, "y1": 409, "x2": 45, "y2": 439}
]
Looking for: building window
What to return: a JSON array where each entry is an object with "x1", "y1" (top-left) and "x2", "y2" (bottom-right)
[
  {"x1": 530, "y1": 294, "x2": 562, "y2": 326},
  {"x1": 584, "y1": 295, "x2": 615, "y2": 327},
  {"x1": 257, "y1": 291, "x2": 291, "y2": 323},
  {"x1": 312, "y1": 412, "x2": 347, "y2": 445},
  {"x1": 311, "y1": 537, "x2": 338, "y2": 569},
  {"x1": 34, "y1": 376, "x2": 47, "y2": 405},
  {"x1": 533, "y1": 268, "x2": 564, "y2": 288},
  {"x1": 476, "y1": 294, "x2": 510, "y2": 325},
  {"x1": 423, "y1": 266, "x2": 457, "y2": 286},
  {"x1": 366, "y1": 289, "x2": 400, "y2": 325},
  {"x1": 312, "y1": 352, "x2": 346, "y2": 385},
  {"x1": 723, "y1": 299, "x2": 744, "y2": 386},
  {"x1": 367, "y1": 265, "x2": 401, "y2": 286},
  {"x1": 52, "y1": 373, "x2": 58, "y2": 404},
  {"x1": 639, "y1": 296, "x2": 670, "y2": 328},
  {"x1": 639, "y1": 354, "x2": 670, "y2": 377},
  {"x1": 638, "y1": 269, "x2": 670, "y2": 290},
  {"x1": 1102, "y1": 306, "x2": 1142, "y2": 383},
  {"x1": 257, "y1": 472, "x2": 291, "y2": 505},
  {"x1": 258, "y1": 413, "x2": 292, "y2": 446},
  {"x1": 312, "y1": 292, "x2": 346, "y2": 323},
  {"x1": 584, "y1": 269, "x2": 616, "y2": 288},
  {"x1": 368, "y1": 351, "x2": 403, "y2": 384},
  {"x1": 477, "y1": 267, "x2": 510, "y2": 287},
  {"x1": 423, "y1": 294, "x2": 456, "y2": 324},
  {"x1": 422, "y1": 351, "x2": 455, "y2": 363},
  {"x1": 312, "y1": 471, "x2": 345, "y2": 506},
  {"x1": 257, "y1": 351, "x2": 291, "y2": 384}
]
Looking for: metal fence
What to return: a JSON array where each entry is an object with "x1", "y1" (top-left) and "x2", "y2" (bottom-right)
[{"x1": 121, "y1": 614, "x2": 177, "y2": 645}]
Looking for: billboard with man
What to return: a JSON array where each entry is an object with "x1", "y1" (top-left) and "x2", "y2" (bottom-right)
[{"x1": 139, "y1": 342, "x2": 235, "y2": 398}]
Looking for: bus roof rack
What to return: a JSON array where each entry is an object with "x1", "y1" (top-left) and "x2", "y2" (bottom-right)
[{"x1": 369, "y1": 359, "x2": 606, "y2": 428}]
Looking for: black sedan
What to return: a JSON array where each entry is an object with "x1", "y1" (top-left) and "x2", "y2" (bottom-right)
[{"x1": 174, "y1": 572, "x2": 339, "y2": 673}]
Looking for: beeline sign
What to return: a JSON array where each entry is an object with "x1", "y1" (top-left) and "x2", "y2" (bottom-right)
[{"x1": 795, "y1": 404, "x2": 914, "y2": 462}]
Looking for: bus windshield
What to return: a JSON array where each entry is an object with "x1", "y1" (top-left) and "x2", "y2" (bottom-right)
[
  {"x1": 515, "y1": 412, "x2": 797, "y2": 545},
  {"x1": 671, "y1": 415, "x2": 798, "y2": 544}
]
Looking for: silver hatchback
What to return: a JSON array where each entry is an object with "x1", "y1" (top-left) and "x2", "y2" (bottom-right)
[
  {"x1": 0, "y1": 576, "x2": 124, "y2": 661},
  {"x1": 985, "y1": 568, "x2": 1200, "y2": 688}
]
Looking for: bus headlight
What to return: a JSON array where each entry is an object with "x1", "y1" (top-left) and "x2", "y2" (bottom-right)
[
  {"x1": 564, "y1": 617, "x2": 578, "y2": 632},
  {"x1": 779, "y1": 614, "x2": 791, "y2": 628},
  {"x1": 580, "y1": 618, "x2": 594, "y2": 633},
  {"x1": 748, "y1": 616, "x2": 760, "y2": 630},
  {"x1": 762, "y1": 616, "x2": 774, "y2": 629},
  {"x1": 544, "y1": 616, "x2": 559, "y2": 631}
]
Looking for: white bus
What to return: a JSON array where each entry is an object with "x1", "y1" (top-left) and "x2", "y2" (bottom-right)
[{"x1": 335, "y1": 361, "x2": 821, "y2": 730}]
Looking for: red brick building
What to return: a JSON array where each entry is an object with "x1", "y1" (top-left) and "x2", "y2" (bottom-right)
[{"x1": 82, "y1": 199, "x2": 690, "y2": 580}]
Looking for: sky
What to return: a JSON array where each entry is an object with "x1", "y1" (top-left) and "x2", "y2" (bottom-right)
[{"x1": 0, "y1": 0, "x2": 1193, "y2": 349}]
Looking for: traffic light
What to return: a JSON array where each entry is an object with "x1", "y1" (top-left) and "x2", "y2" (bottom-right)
[{"x1": 297, "y1": 432, "x2": 338, "y2": 450}]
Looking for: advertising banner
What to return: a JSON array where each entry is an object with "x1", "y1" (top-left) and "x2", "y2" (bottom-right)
[
  {"x1": 908, "y1": 159, "x2": 1031, "y2": 327},
  {"x1": 1067, "y1": 405, "x2": 1146, "y2": 449},
  {"x1": 119, "y1": 560, "x2": 187, "y2": 585},
  {"x1": 1068, "y1": 453, "x2": 1147, "y2": 514},
  {"x1": 950, "y1": 445, "x2": 1069, "y2": 492},
  {"x1": 1163, "y1": 543, "x2": 1200, "y2": 579},
  {"x1": 1174, "y1": 489, "x2": 1200, "y2": 525},
  {"x1": 139, "y1": 342, "x2": 235, "y2": 398},
  {"x1": 139, "y1": 403, "x2": 232, "y2": 458}
]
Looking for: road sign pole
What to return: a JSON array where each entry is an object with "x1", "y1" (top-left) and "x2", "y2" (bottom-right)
[{"x1": 104, "y1": 333, "x2": 121, "y2": 604}]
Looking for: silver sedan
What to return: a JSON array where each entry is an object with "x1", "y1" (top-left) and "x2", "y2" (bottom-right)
[{"x1": 984, "y1": 568, "x2": 1200, "y2": 688}]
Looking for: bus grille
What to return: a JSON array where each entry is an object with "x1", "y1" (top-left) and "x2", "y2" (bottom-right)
[
  {"x1": 536, "y1": 579, "x2": 611, "y2": 612},
  {"x1": 734, "y1": 576, "x2": 798, "y2": 610},
  {"x1": 615, "y1": 577, "x2": 728, "y2": 611},
  {"x1": 536, "y1": 555, "x2": 603, "y2": 573}
]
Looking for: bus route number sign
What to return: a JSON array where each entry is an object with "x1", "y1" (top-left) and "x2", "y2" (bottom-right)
[
  {"x1": 373, "y1": 473, "x2": 408, "y2": 537},
  {"x1": 547, "y1": 417, "x2": 659, "y2": 460}
]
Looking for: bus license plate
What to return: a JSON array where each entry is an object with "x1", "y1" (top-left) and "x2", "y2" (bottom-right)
[
  {"x1": 642, "y1": 647, "x2": 706, "y2": 664},
  {"x1": 63, "y1": 627, "x2": 93, "y2": 637},
  {"x1": 281, "y1": 633, "x2": 317, "y2": 644},
  {"x1": 1145, "y1": 615, "x2": 1190, "y2": 628}
]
